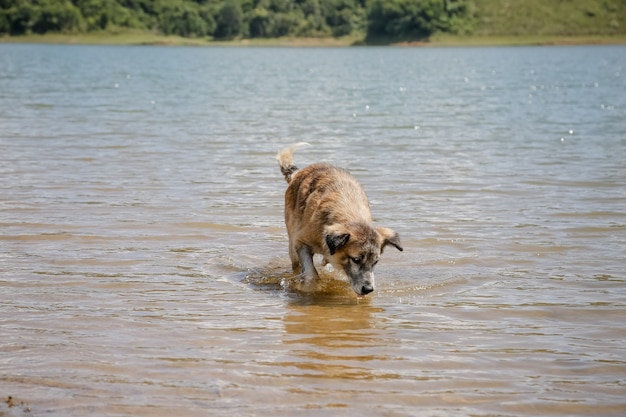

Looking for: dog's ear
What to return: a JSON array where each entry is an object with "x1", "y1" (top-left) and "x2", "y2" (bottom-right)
[
  {"x1": 324, "y1": 224, "x2": 350, "y2": 255},
  {"x1": 377, "y1": 227, "x2": 403, "y2": 253}
]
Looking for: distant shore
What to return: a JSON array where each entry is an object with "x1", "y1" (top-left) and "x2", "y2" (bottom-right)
[{"x1": 2, "y1": 31, "x2": 626, "y2": 47}]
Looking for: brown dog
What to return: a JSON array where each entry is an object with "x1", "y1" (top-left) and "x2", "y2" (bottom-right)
[{"x1": 277, "y1": 143, "x2": 402, "y2": 296}]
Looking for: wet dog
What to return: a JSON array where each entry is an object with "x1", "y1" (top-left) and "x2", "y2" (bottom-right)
[{"x1": 277, "y1": 143, "x2": 402, "y2": 296}]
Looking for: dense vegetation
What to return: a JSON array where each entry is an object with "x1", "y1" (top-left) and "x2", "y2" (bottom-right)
[{"x1": 0, "y1": 0, "x2": 624, "y2": 42}]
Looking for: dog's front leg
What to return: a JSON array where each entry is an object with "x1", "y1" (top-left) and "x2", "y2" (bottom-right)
[
  {"x1": 289, "y1": 244, "x2": 301, "y2": 273},
  {"x1": 296, "y1": 244, "x2": 319, "y2": 292}
]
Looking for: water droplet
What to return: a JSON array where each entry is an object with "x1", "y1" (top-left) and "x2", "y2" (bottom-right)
[
  {"x1": 114, "y1": 83, "x2": 119, "y2": 88},
  {"x1": 568, "y1": 130, "x2": 574, "y2": 135}
]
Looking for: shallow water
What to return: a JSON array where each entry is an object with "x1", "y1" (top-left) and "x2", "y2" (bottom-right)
[{"x1": 1, "y1": 44, "x2": 625, "y2": 416}]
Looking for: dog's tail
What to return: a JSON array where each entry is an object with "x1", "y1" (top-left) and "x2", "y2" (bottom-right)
[{"x1": 277, "y1": 142, "x2": 309, "y2": 183}]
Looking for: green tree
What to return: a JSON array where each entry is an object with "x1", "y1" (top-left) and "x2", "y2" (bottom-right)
[
  {"x1": 0, "y1": 0, "x2": 84, "y2": 34},
  {"x1": 271, "y1": 10, "x2": 302, "y2": 36},
  {"x1": 248, "y1": 6, "x2": 273, "y2": 37},
  {"x1": 293, "y1": 0, "x2": 330, "y2": 36},
  {"x1": 321, "y1": 0, "x2": 364, "y2": 37},
  {"x1": 36, "y1": 0, "x2": 84, "y2": 33},
  {"x1": 73, "y1": 0, "x2": 142, "y2": 31},
  {"x1": 366, "y1": 0, "x2": 462, "y2": 42},
  {"x1": 156, "y1": 1, "x2": 213, "y2": 36},
  {"x1": 214, "y1": 0, "x2": 244, "y2": 39}
]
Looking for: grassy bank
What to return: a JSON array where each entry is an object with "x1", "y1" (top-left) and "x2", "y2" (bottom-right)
[
  {"x1": 472, "y1": 0, "x2": 626, "y2": 37},
  {"x1": 0, "y1": 31, "x2": 364, "y2": 47},
  {"x1": 425, "y1": 33, "x2": 626, "y2": 46},
  {"x1": 0, "y1": 31, "x2": 214, "y2": 46},
  {"x1": 2, "y1": 31, "x2": 626, "y2": 47}
]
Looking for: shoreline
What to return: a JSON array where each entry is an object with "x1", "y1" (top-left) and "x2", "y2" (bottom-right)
[{"x1": 2, "y1": 32, "x2": 626, "y2": 47}]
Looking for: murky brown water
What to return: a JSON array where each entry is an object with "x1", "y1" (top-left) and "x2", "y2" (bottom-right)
[{"x1": 1, "y1": 44, "x2": 625, "y2": 416}]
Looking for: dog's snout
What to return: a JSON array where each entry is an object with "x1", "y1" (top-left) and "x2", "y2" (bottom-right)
[{"x1": 361, "y1": 284, "x2": 374, "y2": 295}]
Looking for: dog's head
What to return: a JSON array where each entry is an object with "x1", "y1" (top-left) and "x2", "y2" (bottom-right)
[{"x1": 324, "y1": 222, "x2": 403, "y2": 296}]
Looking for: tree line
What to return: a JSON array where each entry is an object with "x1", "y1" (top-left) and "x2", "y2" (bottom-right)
[{"x1": 0, "y1": 0, "x2": 472, "y2": 41}]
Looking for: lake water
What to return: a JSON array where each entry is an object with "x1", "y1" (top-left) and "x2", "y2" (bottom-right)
[{"x1": 1, "y1": 44, "x2": 625, "y2": 416}]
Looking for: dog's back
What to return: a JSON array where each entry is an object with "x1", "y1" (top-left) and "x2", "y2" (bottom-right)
[
  {"x1": 286, "y1": 162, "x2": 371, "y2": 226},
  {"x1": 277, "y1": 143, "x2": 371, "y2": 226}
]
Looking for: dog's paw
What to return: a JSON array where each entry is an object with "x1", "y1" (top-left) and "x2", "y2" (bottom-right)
[{"x1": 296, "y1": 277, "x2": 320, "y2": 293}]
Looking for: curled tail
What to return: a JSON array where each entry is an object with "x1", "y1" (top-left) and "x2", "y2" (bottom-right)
[{"x1": 277, "y1": 142, "x2": 309, "y2": 183}]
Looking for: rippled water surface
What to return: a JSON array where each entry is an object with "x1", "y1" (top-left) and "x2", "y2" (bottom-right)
[{"x1": 1, "y1": 44, "x2": 625, "y2": 416}]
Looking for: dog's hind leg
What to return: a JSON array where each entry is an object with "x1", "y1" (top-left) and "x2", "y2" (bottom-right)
[{"x1": 296, "y1": 244, "x2": 319, "y2": 292}]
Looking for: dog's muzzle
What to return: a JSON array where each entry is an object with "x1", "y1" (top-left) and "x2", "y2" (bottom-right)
[
  {"x1": 354, "y1": 271, "x2": 375, "y2": 296},
  {"x1": 360, "y1": 283, "x2": 374, "y2": 295}
]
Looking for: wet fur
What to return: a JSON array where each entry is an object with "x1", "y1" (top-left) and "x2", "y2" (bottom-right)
[{"x1": 277, "y1": 143, "x2": 403, "y2": 296}]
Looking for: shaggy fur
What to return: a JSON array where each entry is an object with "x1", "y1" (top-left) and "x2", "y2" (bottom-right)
[{"x1": 277, "y1": 143, "x2": 402, "y2": 296}]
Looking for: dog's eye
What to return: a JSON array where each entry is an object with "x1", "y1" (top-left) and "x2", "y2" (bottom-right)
[{"x1": 351, "y1": 256, "x2": 362, "y2": 265}]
